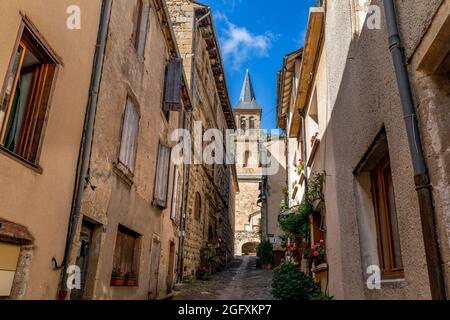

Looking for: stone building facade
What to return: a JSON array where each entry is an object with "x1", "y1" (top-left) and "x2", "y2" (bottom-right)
[
  {"x1": 277, "y1": 0, "x2": 450, "y2": 299},
  {"x1": 260, "y1": 136, "x2": 286, "y2": 252},
  {"x1": 233, "y1": 71, "x2": 263, "y2": 256},
  {"x1": 64, "y1": 0, "x2": 192, "y2": 300},
  {"x1": 0, "y1": 0, "x2": 102, "y2": 299},
  {"x1": 166, "y1": 0, "x2": 237, "y2": 279}
]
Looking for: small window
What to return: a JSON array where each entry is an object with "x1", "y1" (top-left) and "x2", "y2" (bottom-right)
[
  {"x1": 153, "y1": 143, "x2": 171, "y2": 208},
  {"x1": 240, "y1": 116, "x2": 246, "y2": 131},
  {"x1": 243, "y1": 150, "x2": 250, "y2": 168},
  {"x1": 194, "y1": 192, "x2": 202, "y2": 221},
  {"x1": 0, "y1": 22, "x2": 58, "y2": 164},
  {"x1": 249, "y1": 116, "x2": 255, "y2": 129},
  {"x1": 111, "y1": 225, "x2": 140, "y2": 287},
  {"x1": 371, "y1": 155, "x2": 403, "y2": 277},
  {"x1": 133, "y1": 0, "x2": 150, "y2": 57},
  {"x1": 119, "y1": 97, "x2": 139, "y2": 173}
]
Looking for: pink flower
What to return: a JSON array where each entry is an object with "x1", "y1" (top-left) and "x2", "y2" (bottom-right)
[
  {"x1": 314, "y1": 251, "x2": 319, "y2": 257},
  {"x1": 312, "y1": 245, "x2": 317, "y2": 250}
]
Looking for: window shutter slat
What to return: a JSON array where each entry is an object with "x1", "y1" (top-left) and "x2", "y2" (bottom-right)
[
  {"x1": 164, "y1": 58, "x2": 182, "y2": 112},
  {"x1": 170, "y1": 166, "x2": 179, "y2": 220},
  {"x1": 153, "y1": 143, "x2": 171, "y2": 208},
  {"x1": 137, "y1": 2, "x2": 150, "y2": 57}
]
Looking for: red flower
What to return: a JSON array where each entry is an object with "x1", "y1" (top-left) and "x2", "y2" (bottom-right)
[
  {"x1": 312, "y1": 245, "x2": 317, "y2": 250},
  {"x1": 303, "y1": 243, "x2": 309, "y2": 248},
  {"x1": 314, "y1": 251, "x2": 319, "y2": 257},
  {"x1": 307, "y1": 252, "x2": 312, "y2": 257}
]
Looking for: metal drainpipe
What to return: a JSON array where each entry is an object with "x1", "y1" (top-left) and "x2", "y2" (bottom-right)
[
  {"x1": 56, "y1": 0, "x2": 112, "y2": 299},
  {"x1": 300, "y1": 110, "x2": 308, "y2": 193},
  {"x1": 383, "y1": 0, "x2": 447, "y2": 300},
  {"x1": 176, "y1": 7, "x2": 211, "y2": 283}
]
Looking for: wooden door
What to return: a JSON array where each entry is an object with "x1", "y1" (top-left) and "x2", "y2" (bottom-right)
[
  {"x1": 148, "y1": 239, "x2": 161, "y2": 299},
  {"x1": 166, "y1": 242, "x2": 176, "y2": 294}
]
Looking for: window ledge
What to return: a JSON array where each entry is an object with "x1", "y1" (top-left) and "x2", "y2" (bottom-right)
[
  {"x1": 380, "y1": 278, "x2": 405, "y2": 285},
  {"x1": 0, "y1": 145, "x2": 43, "y2": 174},
  {"x1": 307, "y1": 138, "x2": 320, "y2": 168},
  {"x1": 113, "y1": 162, "x2": 134, "y2": 187},
  {"x1": 312, "y1": 263, "x2": 328, "y2": 273}
]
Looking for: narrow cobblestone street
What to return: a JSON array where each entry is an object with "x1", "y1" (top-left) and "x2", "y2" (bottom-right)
[{"x1": 173, "y1": 256, "x2": 274, "y2": 300}]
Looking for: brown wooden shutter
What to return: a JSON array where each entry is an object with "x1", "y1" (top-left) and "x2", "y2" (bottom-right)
[
  {"x1": 164, "y1": 58, "x2": 182, "y2": 112},
  {"x1": 153, "y1": 143, "x2": 171, "y2": 208}
]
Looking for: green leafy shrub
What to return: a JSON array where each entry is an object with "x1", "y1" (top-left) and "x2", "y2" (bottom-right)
[
  {"x1": 272, "y1": 263, "x2": 331, "y2": 300},
  {"x1": 278, "y1": 202, "x2": 312, "y2": 238},
  {"x1": 256, "y1": 240, "x2": 274, "y2": 266}
]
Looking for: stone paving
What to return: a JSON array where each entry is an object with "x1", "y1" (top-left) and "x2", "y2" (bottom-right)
[{"x1": 172, "y1": 256, "x2": 275, "y2": 300}]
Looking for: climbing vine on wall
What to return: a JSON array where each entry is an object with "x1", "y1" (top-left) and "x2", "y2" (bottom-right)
[{"x1": 278, "y1": 173, "x2": 325, "y2": 240}]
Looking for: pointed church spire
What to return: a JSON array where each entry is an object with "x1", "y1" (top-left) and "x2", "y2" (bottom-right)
[
  {"x1": 240, "y1": 69, "x2": 256, "y2": 102},
  {"x1": 235, "y1": 69, "x2": 261, "y2": 110}
]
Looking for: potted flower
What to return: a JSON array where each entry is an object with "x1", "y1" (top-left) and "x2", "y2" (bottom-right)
[
  {"x1": 111, "y1": 268, "x2": 125, "y2": 286},
  {"x1": 124, "y1": 271, "x2": 137, "y2": 286},
  {"x1": 284, "y1": 243, "x2": 302, "y2": 264},
  {"x1": 195, "y1": 265, "x2": 210, "y2": 280},
  {"x1": 302, "y1": 240, "x2": 325, "y2": 266},
  {"x1": 293, "y1": 159, "x2": 304, "y2": 176}
]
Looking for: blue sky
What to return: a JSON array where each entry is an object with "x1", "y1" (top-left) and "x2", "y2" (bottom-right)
[{"x1": 200, "y1": 0, "x2": 317, "y2": 130}]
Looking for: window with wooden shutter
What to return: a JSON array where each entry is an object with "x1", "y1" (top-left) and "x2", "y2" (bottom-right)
[
  {"x1": 133, "y1": 0, "x2": 150, "y2": 57},
  {"x1": 163, "y1": 58, "x2": 182, "y2": 116},
  {"x1": 0, "y1": 22, "x2": 59, "y2": 164},
  {"x1": 119, "y1": 97, "x2": 139, "y2": 173},
  {"x1": 153, "y1": 143, "x2": 171, "y2": 208}
]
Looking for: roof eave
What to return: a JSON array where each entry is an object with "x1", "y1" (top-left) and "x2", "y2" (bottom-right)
[{"x1": 289, "y1": 7, "x2": 324, "y2": 138}]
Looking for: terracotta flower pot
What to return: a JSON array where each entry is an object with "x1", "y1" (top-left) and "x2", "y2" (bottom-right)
[
  {"x1": 110, "y1": 277, "x2": 125, "y2": 286},
  {"x1": 125, "y1": 278, "x2": 136, "y2": 286}
]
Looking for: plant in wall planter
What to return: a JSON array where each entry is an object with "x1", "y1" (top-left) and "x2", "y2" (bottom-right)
[
  {"x1": 303, "y1": 240, "x2": 326, "y2": 266},
  {"x1": 111, "y1": 269, "x2": 126, "y2": 286},
  {"x1": 293, "y1": 158, "x2": 305, "y2": 176},
  {"x1": 124, "y1": 271, "x2": 137, "y2": 286}
]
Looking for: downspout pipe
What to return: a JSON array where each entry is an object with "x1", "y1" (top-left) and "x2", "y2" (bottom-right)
[
  {"x1": 176, "y1": 109, "x2": 191, "y2": 284},
  {"x1": 57, "y1": 0, "x2": 111, "y2": 298},
  {"x1": 300, "y1": 110, "x2": 308, "y2": 193},
  {"x1": 383, "y1": 0, "x2": 447, "y2": 300},
  {"x1": 176, "y1": 7, "x2": 211, "y2": 283}
]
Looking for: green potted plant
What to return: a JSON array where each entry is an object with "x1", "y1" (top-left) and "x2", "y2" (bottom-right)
[{"x1": 256, "y1": 240, "x2": 274, "y2": 269}]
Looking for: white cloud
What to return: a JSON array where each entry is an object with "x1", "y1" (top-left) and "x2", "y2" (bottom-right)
[{"x1": 214, "y1": 12, "x2": 275, "y2": 70}]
